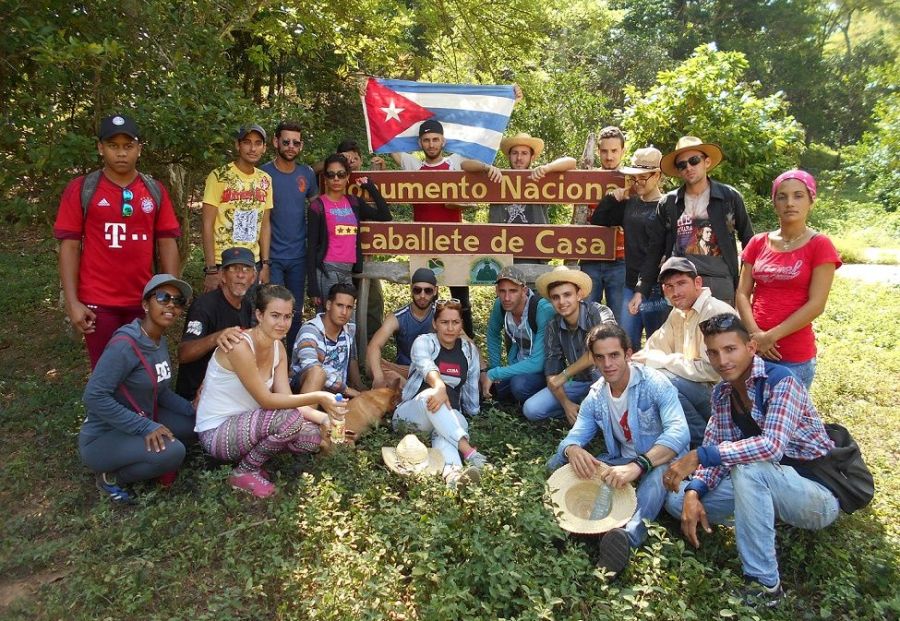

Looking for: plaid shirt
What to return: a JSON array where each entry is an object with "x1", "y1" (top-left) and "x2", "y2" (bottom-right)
[
  {"x1": 688, "y1": 356, "x2": 833, "y2": 496},
  {"x1": 544, "y1": 300, "x2": 616, "y2": 381}
]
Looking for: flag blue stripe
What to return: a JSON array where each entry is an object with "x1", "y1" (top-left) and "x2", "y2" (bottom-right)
[
  {"x1": 378, "y1": 136, "x2": 498, "y2": 163},
  {"x1": 428, "y1": 108, "x2": 510, "y2": 133},
  {"x1": 377, "y1": 78, "x2": 515, "y2": 99}
]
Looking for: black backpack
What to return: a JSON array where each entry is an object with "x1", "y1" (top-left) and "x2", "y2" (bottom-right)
[{"x1": 79, "y1": 170, "x2": 163, "y2": 217}]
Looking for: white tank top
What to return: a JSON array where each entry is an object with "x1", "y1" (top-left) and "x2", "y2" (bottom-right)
[{"x1": 194, "y1": 332, "x2": 280, "y2": 433}]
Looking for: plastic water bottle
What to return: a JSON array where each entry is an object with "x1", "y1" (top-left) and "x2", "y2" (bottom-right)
[{"x1": 330, "y1": 395, "x2": 347, "y2": 444}]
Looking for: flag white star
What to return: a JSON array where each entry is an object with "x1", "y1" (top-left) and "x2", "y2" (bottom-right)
[{"x1": 380, "y1": 99, "x2": 404, "y2": 122}]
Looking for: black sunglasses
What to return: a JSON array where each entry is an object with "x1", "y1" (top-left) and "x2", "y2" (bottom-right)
[
  {"x1": 699, "y1": 313, "x2": 741, "y2": 335},
  {"x1": 412, "y1": 286, "x2": 435, "y2": 295},
  {"x1": 121, "y1": 188, "x2": 134, "y2": 217},
  {"x1": 152, "y1": 291, "x2": 188, "y2": 308},
  {"x1": 280, "y1": 139, "x2": 303, "y2": 147},
  {"x1": 324, "y1": 170, "x2": 349, "y2": 179},
  {"x1": 675, "y1": 154, "x2": 705, "y2": 171}
]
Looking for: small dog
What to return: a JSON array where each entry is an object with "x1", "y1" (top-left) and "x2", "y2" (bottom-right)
[{"x1": 320, "y1": 377, "x2": 402, "y2": 452}]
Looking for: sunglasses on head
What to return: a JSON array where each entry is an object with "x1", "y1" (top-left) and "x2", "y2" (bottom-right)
[
  {"x1": 324, "y1": 170, "x2": 349, "y2": 179},
  {"x1": 121, "y1": 188, "x2": 134, "y2": 217},
  {"x1": 152, "y1": 291, "x2": 187, "y2": 308},
  {"x1": 699, "y1": 313, "x2": 741, "y2": 334},
  {"x1": 280, "y1": 138, "x2": 303, "y2": 147},
  {"x1": 675, "y1": 154, "x2": 705, "y2": 171},
  {"x1": 435, "y1": 298, "x2": 461, "y2": 307},
  {"x1": 412, "y1": 286, "x2": 435, "y2": 295}
]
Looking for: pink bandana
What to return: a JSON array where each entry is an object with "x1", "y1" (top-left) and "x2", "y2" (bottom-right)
[{"x1": 772, "y1": 169, "x2": 817, "y2": 202}]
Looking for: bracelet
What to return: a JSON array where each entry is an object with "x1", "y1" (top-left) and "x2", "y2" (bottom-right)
[
  {"x1": 203, "y1": 265, "x2": 219, "y2": 275},
  {"x1": 633, "y1": 453, "x2": 654, "y2": 475},
  {"x1": 480, "y1": 368, "x2": 487, "y2": 373},
  {"x1": 562, "y1": 369, "x2": 570, "y2": 380},
  {"x1": 261, "y1": 259, "x2": 272, "y2": 266}
]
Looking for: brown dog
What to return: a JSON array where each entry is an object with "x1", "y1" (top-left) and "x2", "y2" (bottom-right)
[{"x1": 320, "y1": 377, "x2": 402, "y2": 452}]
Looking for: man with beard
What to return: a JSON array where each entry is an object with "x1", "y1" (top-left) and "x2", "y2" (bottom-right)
[
  {"x1": 260, "y1": 121, "x2": 318, "y2": 347},
  {"x1": 201, "y1": 124, "x2": 273, "y2": 292},
  {"x1": 175, "y1": 247, "x2": 255, "y2": 402},
  {"x1": 366, "y1": 268, "x2": 440, "y2": 390}
]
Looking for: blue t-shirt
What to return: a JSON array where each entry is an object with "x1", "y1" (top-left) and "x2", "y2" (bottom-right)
[{"x1": 260, "y1": 160, "x2": 318, "y2": 260}]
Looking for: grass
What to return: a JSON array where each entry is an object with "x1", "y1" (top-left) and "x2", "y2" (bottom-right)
[{"x1": 0, "y1": 228, "x2": 898, "y2": 620}]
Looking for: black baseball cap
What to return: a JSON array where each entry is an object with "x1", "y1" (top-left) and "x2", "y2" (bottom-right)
[
  {"x1": 221, "y1": 247, "x2": 256, "y2": 268},
  {"x1": 411, "y1": 267, "x2": 438, "y2": 286},
  {"x1": 418, "y1": 119, "x2": 444, "y2": 137},
  {"x1": 98, "y1": 114, "x2": 140, "y2": 141},
  {"x1": 235, "y1": 124, "x2": 267, "y2": 141}
]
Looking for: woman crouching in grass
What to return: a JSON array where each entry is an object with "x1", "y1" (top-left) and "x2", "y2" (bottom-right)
[
  {"x1": 80, "y1": 274, "x2": 196, "y2": 504},
  {"x1": 194, "y1": 285, "x2": 339, "y2": 498},
  {"x1": 392, "y1": 298, "x2": 489, "y2": 487}
]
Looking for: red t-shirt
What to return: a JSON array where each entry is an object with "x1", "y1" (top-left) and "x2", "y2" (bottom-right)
[
  {"x1": 398, "y1": 153, "x2": 464, "y2": 223},
  {"x1": 742, "y1": 232, "x2": 841, "y2": 362},
  {"x1": 54, "y1": 172, "x2": 181, "y2": 307}
]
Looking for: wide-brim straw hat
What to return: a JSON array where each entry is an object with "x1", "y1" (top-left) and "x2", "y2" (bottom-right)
[
  {"x1": 382, "y1": 434, "x2": 444, "y2": 476},
  {"x1": 546, "y1": 464, "x2": 637, "y2": 534},
  {"x1": 535, "y1": 266, "x2": 593, "y2": 300},
  {"x1": 660, "y1": 136, "x2": 723, "y2": 177},
  {"x1": 620, "y1": 147, "x2": 662, "y2": 176},
  {"x1": 500, "y1": 132, "x2": 545, "y2": 161}
]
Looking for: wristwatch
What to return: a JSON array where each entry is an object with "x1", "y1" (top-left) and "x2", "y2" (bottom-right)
[{"x1": 203, "y1": 265, "x2": 219, "y2": 275}]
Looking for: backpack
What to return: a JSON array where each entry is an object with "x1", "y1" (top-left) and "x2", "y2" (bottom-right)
[
  {"x1": 749, "y1": 361, "x2": 874, "y2": 514},
  {"x1": 80, "y1": 170, "x2": 163, "y2": 218},
  {"x1": 503, "y1": 291, "x2": 540, "y2": 354}
]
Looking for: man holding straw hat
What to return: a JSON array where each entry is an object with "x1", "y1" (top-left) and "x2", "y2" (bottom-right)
[{"x1": 547, "y1": 323, "x2": 689, "y2": 575}]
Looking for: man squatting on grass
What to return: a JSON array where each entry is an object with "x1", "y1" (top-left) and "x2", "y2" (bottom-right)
[
  {"x1": 664, "y1": 314, "x2": 839, "y2": 607},
  {"x1": 549, "y1": 323, "x2": 689, "y2": 576},
  {"x1": 523, "y1": 266, "x2": 616, "y2": 424},
  {"x1": 366, "y1": 267, "x2": 439, "y2": 390}
]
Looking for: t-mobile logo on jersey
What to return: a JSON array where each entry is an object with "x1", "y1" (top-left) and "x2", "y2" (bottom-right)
[{"x1": 104, "y1": 223, "x2": 149, "y2": 248}]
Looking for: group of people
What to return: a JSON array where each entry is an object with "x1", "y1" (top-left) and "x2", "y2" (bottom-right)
[{"x1": 59, "y1": 112, "x2": 844, "y2": 607}]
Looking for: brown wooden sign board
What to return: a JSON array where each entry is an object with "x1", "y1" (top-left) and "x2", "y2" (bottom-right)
[
  {"x1": 409, "y1": 255, "x2": 514, "y2": 287},
  {"x1": 359, "y1": 222, "x2": 616, "y2": 260},
  {"x1": 348, "y1": 169, "x2": 623, "y2": 205}
]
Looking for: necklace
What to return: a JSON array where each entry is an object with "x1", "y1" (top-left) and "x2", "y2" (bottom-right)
[{"x1": 777, "y1": 227, "x2": 810, "y2": 250}]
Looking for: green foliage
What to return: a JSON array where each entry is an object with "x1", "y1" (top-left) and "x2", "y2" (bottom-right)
[{"x1": 620, "y1": 44, "x2": 805, "y2": 212}]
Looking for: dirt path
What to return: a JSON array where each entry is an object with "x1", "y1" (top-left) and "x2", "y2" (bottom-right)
[{"x1": 837, "y1": 264, "x2": 900, "y2": 286}]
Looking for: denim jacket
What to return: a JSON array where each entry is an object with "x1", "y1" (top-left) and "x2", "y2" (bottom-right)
[
  {"x1": 402, "y1": 333, "x2": 481, "y2": 417},
  {"x1": 554, "y1": 363, "x2": 689, "y2": 463}
]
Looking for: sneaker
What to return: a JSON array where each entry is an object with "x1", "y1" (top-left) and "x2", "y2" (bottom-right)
[
  {"x1": 95, "y1": 473, "x2": 136, "y2": 505},
  {"x1": 597, "y1": 528, "x2": 631, "y2": 577},
  {"x1": 229, "y1": 470, "x2": 276, "y2": 498},
  {"x1": 464, "y1": 450, "x2": 489, "y2": 470},
  {"x1": 739, "y1": 578, "x2": 784, "y2": 608},
  {"x1": 444, "y1": 466, "x2": 481, "y2": 489}
]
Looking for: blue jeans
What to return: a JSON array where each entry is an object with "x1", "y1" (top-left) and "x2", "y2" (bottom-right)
[
  {"x1": 778, "y1": 358, "x2": 816, "y2": 391},
  {"x1": 665, "y1": 462, "x2": 839, "y2": 587},
  {"x1": 269, "y1": 256, "x2": 306, "y2": 350},
  {"x1": 522, "y1": 380, "x2": 593, "y2": 421},
  {"x1": 660, "y1": 370, "x2": 712, "y2": 449},
  {"x1": 495, "y1": 371, "x2": 547, "y2": 404},
  {"x1": 546, "y1": 454, "x2": 670, "y2": 547},
  {"x1": 620, "y1": 285, "x2": 671, "y2": 350},
  {"x1": 580, "y1": 260, "x2": 626, "y2": 323}
]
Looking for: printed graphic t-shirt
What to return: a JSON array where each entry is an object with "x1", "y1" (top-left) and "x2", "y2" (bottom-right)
[
  {"x1": 203, "y1": 162, "x2": 273, "y2": 261},
  {"x1": 320, "y1": 195, "x2": 358, "y2": 263},
  {"x1": 54, "y1": 172, "x2": 181, "y2": 307},
  {"x1": 605, "y1": 384, "x2": 637, "y2": 458},
  {"x1": 742, "y1": 233, "x2": 842, "y2": 362},
  {"x1": 416, "y1": 339, "x2": 468, "y2": 412}
]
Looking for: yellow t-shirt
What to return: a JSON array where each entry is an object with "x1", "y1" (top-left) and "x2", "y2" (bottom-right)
[{"x1": 202, "y1": 162, "x2": 273, "y2": 261}]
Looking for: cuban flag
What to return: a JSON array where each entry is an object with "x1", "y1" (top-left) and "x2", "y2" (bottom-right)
[{"x1": 362, "y1": 77, "x2": 516, "y2": 163}]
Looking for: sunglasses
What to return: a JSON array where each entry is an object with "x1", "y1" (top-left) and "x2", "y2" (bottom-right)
[
  {"x1": 152, "y1": 291, "x2": 188, "y2": 308},
  {"x1": 412, "y1": 286, "x2": 435, "y2": 295},
  {"x1": 629, "y1": 173, "x2": 656, "y2": 183},
  {"x1": 121, "y1": 188, "x2": 134, "y2": 217},
  {"x1": 675, "y1": 155, "x2": 705, "y2": 171},
  {"x1": 280, "y1": 139, "x2": 303, "y2": 147},
  {"x1": 435, "y1": 297, "x2": 461, "y2": 308},
  {"x1": 324, "y1": 170, "x2": 349, "y2": 179},
  {"x1": 699, "y1": 313, "x2": 741, "y2": 335}
]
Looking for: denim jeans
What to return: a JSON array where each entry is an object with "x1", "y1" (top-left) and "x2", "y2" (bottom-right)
[
  {"x1": 620, "y1": 285, "x2": 671, "y2": 350},
  {"x1": 522, "y1": 380, "x2": 593, "y2": 421},
  {"x1": 269, "y1": 256, "x2": 306, "y2": 350},
  {"x1": 495, "y1": 371, "x2": 547, "y2": 404},
  {"x1": 778, "y1": 358, "x2": 817, "y2": 391},
  {"x1": 659, "y1": 370, "x2": 712, "y2": 449},
  {"x1": 665, "y1": 461, "x2": 839, "y2": 587},
  {"x1": 580, "y1": 260, "x2": 626, "y2": 323},
  {"x1": 546, "y1": 453, "x2": 670, "y2": 547},
  {"x1": 393, "y1": 393, "x2": 469, "y2": 467}
]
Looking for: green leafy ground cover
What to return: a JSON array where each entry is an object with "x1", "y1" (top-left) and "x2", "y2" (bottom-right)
[{"x1": 0, "y1": 231, "x2": 897, "y2": 620}]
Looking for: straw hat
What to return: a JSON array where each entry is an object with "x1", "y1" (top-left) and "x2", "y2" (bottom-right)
[
  {"x1": 620, "y1": 147, "x2": 662, "y2": 176},
  {"x1": 546, "y1": 464, "x2": 637, "y2": 534},
  {"x1": 535, "y1": 266, "x2": 593, "y2": 300},
  {"x1": 660, "y1": 136, "x2": 723, "y2": 177},
  {"x1": 382, "y1": 434, "x2": 444, "y2": 476},
  {"x1": 500, "y1": 132, "x2": 545, "y2": 160}
]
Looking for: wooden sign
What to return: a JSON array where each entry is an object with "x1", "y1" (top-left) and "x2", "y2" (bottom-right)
[
  {"x1": 349, "y1": 169, "x2": 623, "y2": 204},
  {"x1": 359, "y1": 222, "x2": 616, "y2": 260},
  {"x1": 409, "y1": 255, "x2": 514, "y2": 287}
]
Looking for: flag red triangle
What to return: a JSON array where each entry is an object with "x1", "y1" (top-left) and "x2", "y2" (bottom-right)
[{"x1": 364, "y1": 78, "x2": 434, "y2": 151}]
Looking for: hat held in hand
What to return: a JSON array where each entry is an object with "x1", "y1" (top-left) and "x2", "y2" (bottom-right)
[{"x1": 546, "y1": 464, "x2": 637, "y2": 534}]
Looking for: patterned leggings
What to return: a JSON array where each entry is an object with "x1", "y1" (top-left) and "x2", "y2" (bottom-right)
[{"x1": 199, "y1": 408, "x2": 321, "y2": 473}]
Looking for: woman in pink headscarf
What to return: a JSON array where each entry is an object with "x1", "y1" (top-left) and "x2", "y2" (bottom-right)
[{"x1": 735, "y1": 170, "x2": 841, "y2": 389}]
